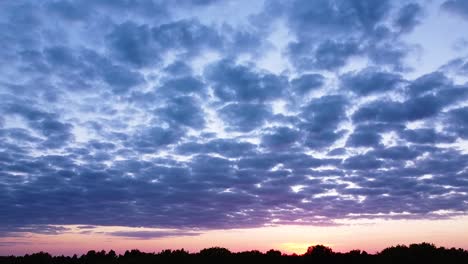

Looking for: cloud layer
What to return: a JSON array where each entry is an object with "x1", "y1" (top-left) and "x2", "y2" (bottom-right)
[{"x1": 0, "y1": 0, "x2": 467, "y2": 236}]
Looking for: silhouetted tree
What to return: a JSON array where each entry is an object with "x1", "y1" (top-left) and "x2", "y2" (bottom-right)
[
  {"x1": 305, "y1": 244, "x2": 334, "y2": 257},
  {"x1": 199, "y1": 247, "x2": 231, "y2": 258},
  {"x1": 266, "y1": 249, "x2": 282, "y2": 257},
  {"x1": 1, "y1": 242, "x2": 467, "y2": 264}
]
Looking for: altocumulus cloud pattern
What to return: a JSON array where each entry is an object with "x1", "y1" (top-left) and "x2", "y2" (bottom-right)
[{"x1": 1, "y1": 0, "x2": 468, "y2": 237}]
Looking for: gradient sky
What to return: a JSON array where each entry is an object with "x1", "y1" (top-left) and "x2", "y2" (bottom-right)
[{"x1": 1, "y1": 0, "x2": 468, "y2": 255}]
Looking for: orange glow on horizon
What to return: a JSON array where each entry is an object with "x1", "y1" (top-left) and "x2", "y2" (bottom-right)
[{"x1": 1, "y1": 216, "x2": 468, "y2": 256}]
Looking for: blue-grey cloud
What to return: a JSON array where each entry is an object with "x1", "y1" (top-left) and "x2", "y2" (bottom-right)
[
  {"x1": 441, "y1": 57, "x2": 468, "y2": 75},
  {"x1": 442, "y1": 0, "x2": 468, "y2": 19},
  {"x1": 290, "y1": 74, "x2": 325, "y2": 95},
  {"x1": 353, "y1": 86, "x2": 467, "y2": 123},
  {"x1": 106, "y1": 230, "x2": 200, "y2": 239},
  {"x1": 288, "y1": 39, "x2": 361, "y2": 70},
  {"x1": 298, "y1": 95, "x2": 348, "y2": 148},
  {"x1": 205, "y1": 59, "x2": 286, "y2": 102},
  {"x1": 0, "y1": 0, "x2": 467, "y2": 237},
  {"x1": 343, "y1": 153, "x2": 384, "y2": 170},
  {"x1": 176, "y1": 139, "x2": 256, "y2": 158},
  {"x1": 394, "y1": 3, "x2": 423, "y2": 33},
  {"x1": 158, "y1": 76, "x2": 206, "y2": 97},
  {"x1": 407, "y1": 71, "x2": 452, "y2": 96},
  {"x1": 346, "y1": 125, "x2": 382, "y2": 148},
  {"x1": 446, "y1": 107, "x2": 468, "y2": 139},
  {"x1": 263, "y1": 0, "x2": 420, "y2": 71},
  {"x1": 341, "y1": 67, "x2": 403, "y2": 95},
  {"x1": 219, "y1": 103, "x2": 272, "y2": 132},
  {"x1": 107, "y1": 22, "x2": 159, "y2": 68},
  {"x1": 261, "y1": 126, "x2": 301, "y2": 150},
  {"x1": 400, "y1": 128, "x2": 456, "y2": 144},
  {"x1": 157, "y1": 96, "x2": 206, "y2": 129}
]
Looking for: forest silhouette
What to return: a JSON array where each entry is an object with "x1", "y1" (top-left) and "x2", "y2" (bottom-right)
[{"x1": 1, "y1": 242, "x2": 467, "y2": 264}]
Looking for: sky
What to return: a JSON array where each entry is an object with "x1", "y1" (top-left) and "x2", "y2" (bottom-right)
[{"x1": 1, "y1": 0, "x2": 468, "y2": 256}]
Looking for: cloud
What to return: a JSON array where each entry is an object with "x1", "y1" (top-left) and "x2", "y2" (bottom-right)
[
  {"x1": 176, "y1": 139, "x2": 256, "y2": 158},
  {"x1": 341, "y1": 68, "x2": 403, "y2": 95},
  {"x1": 399, "y1": 128, "x2": 456, "y2": 144},
  {"x1": 129, "y1": 126, "x2": 183, "y2": 153},
  {"x1": 205, "y1": 59, "x2": 286, "y2": 102},
  {"x1": 106, "y1": 230, "x2": 200, "y2": 239},
  {"x1": 284, "y1": 0, "x2": 391, "y2": 36},
  {"x1": 407, "y1": 71, "x2": 452, "y2": 96},
  {"x1": 152, "y1": 19, "x2": 222, "y2": 56},
  {"x1": 0, "y1": 0, "x2": 467, "y2": 236},
  {"x1": 300, "y1": 95, "x2": 348, "y2": 132},
  {"x1": 157, "y1": 76, "x2": 206, "y2": 97},
  {"x1": 2, "y1": 99, "x2": 74, "y2": 148},
  {"x1": 442, "y1": 0, "x2": 468, "y2": 19},
  {"x1": 352, "y1": 86, "x2": 467, "y2": 124},
  {"x1": 446, "y1": 107, "x2": 468, "y2": 139},
  {"x1": 0, "y1": 225, "x2": 71, "y2": 237},
  {"x1": 288, "y1": 39, "x2": 361, "y2": 70},
  {"x1": 261, "y1": 126, "x2": 301, "y2": 150},
  {"x1": 44, "y1": 0, "x2": 169, "y2": 22},
  {"x1": 441, "y1": 57, "x2": 468, "y2": 75},
  {"x1": 394, "y1": 3, "x2": 423, "y2": 33},
  {"x1": 297, "y1": 95, "x2": 348, "y2": 148},
  {"x1": 346, "y1": 125, "x2": 382, "y2": 148},
  {"x1": 157, "y1": 96, "x2": 206, "y2": 129},
  {"x1": 266, "y1": 0, "x2": 419, "y2": 71},
  {"x1": 219, "y1": 103, "x2": 272, "y2": 132},
  {"x1": 290, "y1": 73, "x2": 325, "y2": 95},
  {"x1": 106, "y1": 22, "x2": 158, "y2": 68},
  {"x1": 343, "y1": 154, "x2": 383, "y2": 170},
  {"x1": 370, "y1": 146, "x2": 422, "y2": 161}
]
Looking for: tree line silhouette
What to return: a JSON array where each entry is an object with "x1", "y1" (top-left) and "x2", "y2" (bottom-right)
[{"x1": 1, "y1": 243, "x2": 467, "y2": 264}]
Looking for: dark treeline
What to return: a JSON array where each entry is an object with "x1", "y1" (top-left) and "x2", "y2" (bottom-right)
[{"x1": 1, "y1": 243, "x2": 468, "y2": 264}]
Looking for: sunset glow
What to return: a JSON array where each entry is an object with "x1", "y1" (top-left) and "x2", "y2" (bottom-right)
[
  {"x1": 1, "y1": 0, "x2": 468, "y2": 256},
  {"x1": 2, "y1": 216, "x2": 468, "y2": 255}
]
